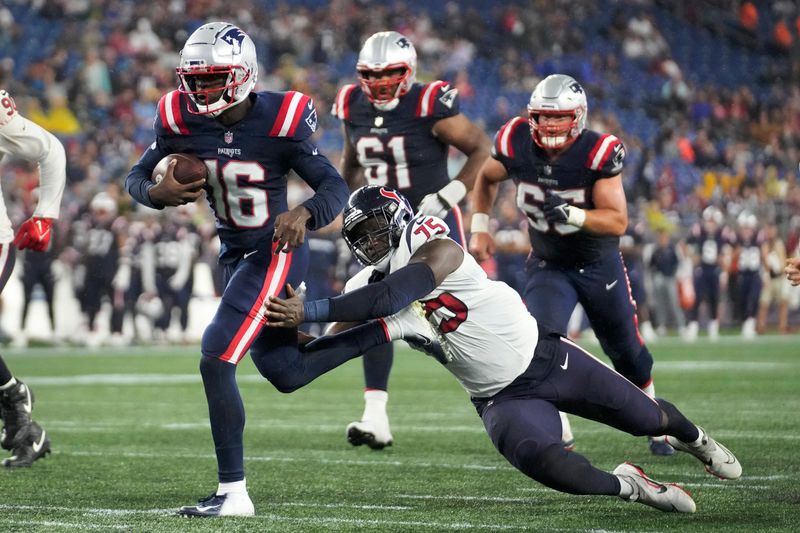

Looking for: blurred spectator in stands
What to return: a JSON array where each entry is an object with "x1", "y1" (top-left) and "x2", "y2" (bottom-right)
[
  {"x1": 733, "y1": 212, "x2": 763, "y2": 338},
  {"x1": 770, "y1": 17, "x2": 793, "y2": 55},
  {"x1": 759, "y1": 222, "x2": 791, "y2": 331},
  {"x1": 128, "y1": 18, "x2": 162, "y2": 57},
  {"x1": 649, "y1": 226, "x2": 686, "y2": 337}
]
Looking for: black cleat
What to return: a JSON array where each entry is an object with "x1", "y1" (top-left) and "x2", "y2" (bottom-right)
[
  {"x1": 178, "y1": 491, "x2": 255, "y2": 517},
  {"x1": 1, "y1": 381, "x2": 34, "y2": 450},
  {"x1": 3, "y1": 421, "x2": 50, "y2": 468}
]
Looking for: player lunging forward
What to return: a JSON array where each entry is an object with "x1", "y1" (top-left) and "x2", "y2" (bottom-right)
[
  {"x1": 332, "y1": 31, "x2": 490, "y2": 449},
  {"x1": 266, "y1": 185, "x2": 742, "y2": 514},
  {"x1": 0, "y1": 88, "x2": 64, "y2": 467},
  {"x1": 125, "y1": 23, "x2": 349, "y2": 517}
]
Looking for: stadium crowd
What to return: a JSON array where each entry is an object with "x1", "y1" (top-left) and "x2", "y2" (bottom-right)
[{"x1": 0, "y1": 0, "x2": 799, "y2": 346}]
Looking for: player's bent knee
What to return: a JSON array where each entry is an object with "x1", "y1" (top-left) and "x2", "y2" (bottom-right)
[{"x1": 201, "y1": 321, "x2": 231, "y2": 359}]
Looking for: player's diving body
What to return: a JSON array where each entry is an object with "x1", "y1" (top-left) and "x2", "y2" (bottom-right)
[
  {"x1": 265, "y1": 185, "x2": 742, "y2": 514},
  {"x1": 125, "y1": 23, "x2": 349, "y2": 516},
  {"x1": 469, "y1": 74, "x2": 673, "y2": 455},
  {"x1": 331, "y1": 30, "x2": 490, "y2": 449}
]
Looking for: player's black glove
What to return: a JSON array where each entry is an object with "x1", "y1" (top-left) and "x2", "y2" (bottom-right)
[
  {"x1": 542, "y1": 191, "x2": 587, "y2": 227},
  {"x1": 543, "y1": 191, "x2": 571, "y2": 224}
]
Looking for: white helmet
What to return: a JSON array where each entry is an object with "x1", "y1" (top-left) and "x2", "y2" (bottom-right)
[
  {"x1": 356, "y1": 31, "x2": 417, "y2": 106},
  {"x1": 90, "y1": 192, "x2": 118, "y2": 217},
  {"x1": 177, "y1": 22, "x2": 258, "y2": 117},
  {"x1": 702, "y1": 205, "x2": 724, "y2": 225},
  {"x1": 737, "y1": 211, "x2": 757, "y2": 229},
  {"x1": 527, "y1": 74, "x2": 588, "y2": 150}
]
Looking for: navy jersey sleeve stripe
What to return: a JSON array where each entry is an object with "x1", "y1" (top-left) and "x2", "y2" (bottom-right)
[
  {"x1": 269, "y1": 91, "x2": 311, "y2": 137},
  {"x1": 495, "y1": 117, "x2": 526, "y2": 158},
  {"x1": 332, "y1": 84, "x2": 357, "y2": 120},
  {"x1": 158, "y1": 91, "x2": 190, "y2": 135}
]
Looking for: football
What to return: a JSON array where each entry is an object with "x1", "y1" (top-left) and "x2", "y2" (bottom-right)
[{"x1": 151, "y1": 153, "x2": 207, "y2": 185}]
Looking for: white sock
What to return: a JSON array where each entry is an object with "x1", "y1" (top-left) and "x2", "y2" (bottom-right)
[
  {"x1": 0, "y1": 377, "x2": 17, "y2": 391},
  {"x1": 617, "y1": 476, "x2": 635, "y2": 498},
  {"x1": 217, "y1": 479, "x2": 247, "y2": 495},
  {"x1": 381, "y1": 315, "x2": 404, "y2": 341},
  {"x1": 362, "y1": 389, "x2": 388, "y2": 421},
  {"x1": 640, "y1": 380, "x2": 655, "y2": 398}
]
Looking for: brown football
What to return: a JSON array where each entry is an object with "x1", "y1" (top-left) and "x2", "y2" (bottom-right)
[{"x1": 151, "y1": 153, "x2": 207, "y2": 185}]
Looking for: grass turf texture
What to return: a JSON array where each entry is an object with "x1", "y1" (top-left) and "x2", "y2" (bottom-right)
[{"x1": 1, "y1": 335, "x2": 798, "y2": 532}]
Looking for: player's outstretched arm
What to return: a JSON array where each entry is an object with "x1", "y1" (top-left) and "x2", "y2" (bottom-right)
[
  {"x1": 339, "y1": 125, "x2": 365, "y2": 191},
  {"x1": 266, "y1": 239, "x2": 463, "y2": 327}
]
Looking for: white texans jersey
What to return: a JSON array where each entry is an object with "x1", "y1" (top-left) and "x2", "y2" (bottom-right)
[
  {"x1": 0, "y1": 90, "x2": 66, "y2": 242},
  {"x1": 345, "y1": 214, "x2": 538, "y2": 397}
]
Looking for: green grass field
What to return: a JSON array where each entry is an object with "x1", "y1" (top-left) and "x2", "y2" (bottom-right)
[{"x1": 1, "y1": 335, "x2": 799, "y2": 532}]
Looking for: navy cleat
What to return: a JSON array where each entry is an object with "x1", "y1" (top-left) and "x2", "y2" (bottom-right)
[
  {"x1": 1, "y1": 381, "x2": 34, "y2": 450},
  {"x1": 649, "y1": 437, "x2": 675, "y2": 456},
  {"x1": 3, "y1": 421, "x2": 50, "y2": 468},
  {"x1": 178, "y1": 491, "x2": 255, "y2": 517}
]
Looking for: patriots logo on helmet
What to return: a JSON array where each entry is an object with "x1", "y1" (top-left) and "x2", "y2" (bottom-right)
[
  {"x1": 395, "y1": 37, "x2": 411, "y2": 49},
  {"x1": 219, "y1": 28, "x2": 246, "y2": 55},
  {"x1": 569, "y1": 82, "x2": 584, "y2": 94}
]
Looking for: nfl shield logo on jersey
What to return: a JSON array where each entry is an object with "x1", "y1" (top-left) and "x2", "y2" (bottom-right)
[{"x1": 224, "y1": 131, "x2": 234, "y2": 144}]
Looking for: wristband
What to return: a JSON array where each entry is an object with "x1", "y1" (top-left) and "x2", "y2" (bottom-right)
[
  {"x1": 437, "y1": 180, "x2": 467, "y2": 209},
  {"x1": 302, "y1": 299, "x2": 331, "y2": 323},
  {"x1": 566, "y1": 206, "x2": 586, "y2": 228},
  {"x1": 470, "y1": 213, "x2": 490, "y2": 233}
]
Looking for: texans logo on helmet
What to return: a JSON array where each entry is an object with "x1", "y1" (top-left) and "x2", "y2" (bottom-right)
[{"x1": 379, "y1": 187, "x2": 403, "y2": 204}]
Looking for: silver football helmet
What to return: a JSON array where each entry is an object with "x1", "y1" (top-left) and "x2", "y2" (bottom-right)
[
  {"x1": 527, "y1": 74, "x2": 588, "y2": 149},
  {"x1": 702, "y1": 205, "x2": 723, "y2": 226},
  {"x1": 356, "y1": 31, "x2": 417, "y2": 106},
  {"x1": 177, "y1": 22, "x2": 258, "y2": 117}
]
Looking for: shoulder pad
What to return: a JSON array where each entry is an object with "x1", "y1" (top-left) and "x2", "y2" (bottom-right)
[
  {"x1": 156, "y1": 90, "x2": 191, "y2": 135},
  {"x1": 415, "y1": 81, "x2": 459, "y2": 119},
  {"x1": 331, "y1": 84, "x2": 358, "y2": 120},
  {"x1": 585, "y1": 133, "x2": 625, "y2": 175},
  {"x1": 403, "y1": 215, "x2": 451, "y2": 255},
  {"x1": 492, "y1": 116, "x2": 527, "y2": 159},
  {"x1": 268, "y1": 90, "x2": 318, "y2": 140}
]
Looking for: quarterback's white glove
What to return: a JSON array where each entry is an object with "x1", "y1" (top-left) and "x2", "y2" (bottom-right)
[{"x1": 416, "y1": 180, "x2": 467, "y2": 218}]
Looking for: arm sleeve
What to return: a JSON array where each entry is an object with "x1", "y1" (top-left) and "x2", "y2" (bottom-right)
[
  {"x1": 0, "y1": 115, "x2": 66, "y2": 219},
  {"x1": 304, "y1": 262, "x2": 436, "y2": 323},
  {"x1": 288, "y1": 139, "x2": 350, "y2": 230}
]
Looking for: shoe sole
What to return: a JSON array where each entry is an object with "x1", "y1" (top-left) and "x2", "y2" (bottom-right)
[{"x1": 347, "y1": 426, "x2": 392, "y2": 450}]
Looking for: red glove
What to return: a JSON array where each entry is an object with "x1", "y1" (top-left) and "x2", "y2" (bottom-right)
[{"x1": 13, "y1": 217, "x2": 53, "y2": 251}]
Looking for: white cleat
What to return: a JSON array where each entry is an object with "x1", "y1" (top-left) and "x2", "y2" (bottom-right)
[
  {"x1": 708, "y1": 319, "x2": 719, "y2": 341},
  {"x1": 346, "y1": 419, "x2": 393, "y2": 450},
  {"x1": 613, "y1": 462, "x2": 696, "y2": 513},
  {"x1": 666, "y1": 426, "x2": 742, "y2": 480},
  {"x1": 382, "y1": 301, "x2": 450, "y2": 363},
  {"x1": 684, "y1": 321, "x2": 699, "y2": 342},
  {"x1": 178, "y1": 491, "x2": 255, "y2": 517}
]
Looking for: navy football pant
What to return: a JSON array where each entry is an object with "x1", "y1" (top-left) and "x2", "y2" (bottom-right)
[
  {"x1": 473, "y1": 332, "x2": 699, "y2": 495},
  {"x1": 524, "y1": 252, "x2": 654, "y2": 388},
  {"x1": 361, "y1": 206, "x2": 465, "y2": 391},
  {"x1": 200, "y1": 242, "x2": 390, "y2": 482},
  {"x1": 690, "y1": 265, "x2": 721, "y2": 321}
]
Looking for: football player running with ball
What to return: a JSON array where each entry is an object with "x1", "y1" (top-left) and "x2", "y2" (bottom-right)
[
  {"x1": 0, "y1": 88, "x2": 64, "y2": 467},
  {"x1": 265, "y1": 185, "x2": 742, "y2": 514},
  {"x1": 469, "y1": 74, "x2": 673, "y2": 455},
  {"x1": 331, "y1": 31, "x2": 491, "y2": 450},
  {"x1": 125, "y1": 23, "x2": 349, "y2": 517}
]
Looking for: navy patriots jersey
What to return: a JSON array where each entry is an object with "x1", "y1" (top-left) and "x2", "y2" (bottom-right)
[
  {"x1": 492, "y1": 117, "x2": 626, "y2": 265},
  {"x1": 735, "y1": 232, "x2": 763, "y2": 273},
  {"x1": 126, "y1": 90, "x2": 348, "y2": 260},
  {"x1": 331, "y1": 81, "x2": 459, "y2": 209},
  {"x1": 687, "y1": 226, "x2": 733, "y2": 267}
]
